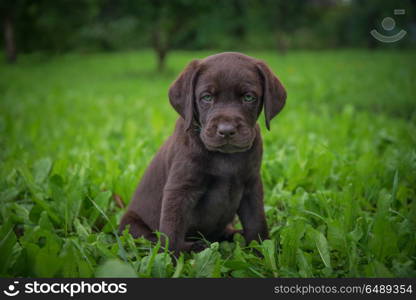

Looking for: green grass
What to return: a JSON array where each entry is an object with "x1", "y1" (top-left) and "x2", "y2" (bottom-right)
[{"x1": 0, "y1": 49, "x2": 415, "y2": 278}]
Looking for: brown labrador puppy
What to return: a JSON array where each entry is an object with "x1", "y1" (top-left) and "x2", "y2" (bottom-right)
[{"x1": 119, "y1": 52, "x2": 286, "y2": 255}]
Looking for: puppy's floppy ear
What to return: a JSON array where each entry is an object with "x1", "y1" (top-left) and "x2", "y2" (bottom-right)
[
  {"x1": 256, "y1": 61, "x2": 287, "y2": 130},
  {"x1": 169, "y1": 59, "x2": 200, "y2": 131}
]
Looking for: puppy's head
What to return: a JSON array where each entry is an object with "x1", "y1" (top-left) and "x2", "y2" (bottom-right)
[{"x1": 169, "y1": 52, "x2": 286, "y2": 153}]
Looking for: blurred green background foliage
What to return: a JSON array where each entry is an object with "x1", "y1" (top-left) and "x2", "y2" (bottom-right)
[{"x1": 2, "y1": 0, "x2": 416, "y2": 69}]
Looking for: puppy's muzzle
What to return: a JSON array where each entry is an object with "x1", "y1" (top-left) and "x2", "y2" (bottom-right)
[{"x1": 201, "y1": 114, "x2": 255, "y2": 153}]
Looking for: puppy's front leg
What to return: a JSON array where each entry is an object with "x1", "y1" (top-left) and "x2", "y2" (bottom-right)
[
  {"x1": 159, "y1": 190, "x2": 191, "y2": 255},
  {"x1": 238, "y1": 175, "x2": 269, "y2": 243},
  {"x1": 159, "y1": 166, "x2": 203, "y2": 255}
]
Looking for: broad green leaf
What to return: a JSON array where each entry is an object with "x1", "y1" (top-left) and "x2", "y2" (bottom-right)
[
  {"x1": 0, "y1": 223, "x2": 18, "y2": 273},
  {"x1": 89, "y1": 194, "x2": 127, "y2": 262},
  {"x1": 369, "y1": 190, "x2": 399, "y2": 261},
  {"x1": 342, "y1": 186, "x2": 358, "y2": 232},
  {"x1": 59, "y1": 240, "x2": 93, "y2": 277},
  {"x1": 297, "y1": 250, "x2": 313, "y2": 277},
  {"x1": 29, "y1": 204, "x2": 44, "y2": 224},
  {"x1": 348, "y1": 218, "x2": 364, "y2": 243},
  {"x1": 192, "y1": 242, "x2": 221, "y2": 278},
  {"x1": 224, "y1": 260, "x2": 250, "y2": 270},
  {"x1": 364, "y1": 260, "x2": 394, "y2": 277},
  {"x1": 18, "y1": 165, "x2": 60, "y2": 224},
  {"x1": 138, "y1": 241, "x2": 161, "y2": 277},
  {"x1": 327, "y1": 219, "x2": 346, "y2": 252},
  {"x1": 172, "y1": 254, "x2": 185, "y2": 278},
  {"x1": 38, "y1": 211, "x2": 54, "y2": 231},
  {"x1": 151, "y1": 253, "x2": 173, "y2": 277},
  {"x1": 74, "y1": 218, "x2": 90, "y2": 241},
  {"x1": 0, "y1": 187, "x2": 20, "y2": 202},
  {"x1": 309, "y1": 228, "x2": 332, "y2": 269},
  {"x1": 232, "y1": 241, "x2": 246, "y2": 263},
  {"x1": 10, "y1": 203, "x2": 30, "y2": 223},
  {"x1": 89, "y1": 191, "x2": 112, "y2": 225},
  {"x1": 369, "y1": 214, "x2": 398, "y2": 261},
  {"x1": 67, "y1": 188, "x2": 83, "y2": 224},
  {"x1": 32, "y1": 230, "x2": 62, "y2": 277},
  {"x1": 34, "y1": 247, "x2": 61, "y2": 277},
  {"x1": 231, "y1": 269, "x2": 252, "y2": 277},
  {"x1": 96, "y1": 259, "x2": 137, "y2": 278},
  {"x1": 279, "y1": 219, "x2": 305, "y2": 270},
  {"x1": 33, "y1": 157, "x2": 53, "y2": 184},
  {"x1": 70, "y1": 239, "x2": 94, "y2": 277},
  {"x1": 261, "y1": 239, "x2": 278, "y2": 277}
]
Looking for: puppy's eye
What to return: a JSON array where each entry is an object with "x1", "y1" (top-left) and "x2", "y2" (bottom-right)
[
  {"x1": 243, "y1": 94, "x2": 256, "y2": 103},
  {"x1": 201, "y1": 94, "x2": 213, "y2": 102}
]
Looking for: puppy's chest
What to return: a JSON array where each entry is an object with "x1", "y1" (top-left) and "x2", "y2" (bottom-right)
[
  {"x1": 205, "y1": 155, "x2": 251, "y2": 178},
  {"x1": 193, "y1": 174, "x2": 244, "y2": 225},
  {"x1": 189, "y1": 154, "x2": 255, "y2": 231},
  {"x1": 196, "y1": 155, "x2": 252, "y2": 209},
  {"x1": 203, "y1": 174, "x2": 244, "y2": 202}
]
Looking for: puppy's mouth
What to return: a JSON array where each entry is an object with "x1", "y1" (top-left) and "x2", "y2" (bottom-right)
[
  {"x1": 201, "y1": 133, "x2": 255, "y2": 153},
  {"x1": 199, "y1": 125, "x2": 256, "y2": 153},
  {"x1": 204, "y1": 142, "x2": 252, "y2": 153}
]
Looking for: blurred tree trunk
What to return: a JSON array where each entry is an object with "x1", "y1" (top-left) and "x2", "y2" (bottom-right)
[
  {"x1": 151, "y1": 25, "x2": 169, "y2": 72},
  {"x1": 275, "y1": 31, "x2": 289, "y2": 54},
  {"x1": 3, "y1": 14, "x2": 17, "y2": 63},
  {"x1": 156, "y1": 48, "x2": 167, "y2": 72}
]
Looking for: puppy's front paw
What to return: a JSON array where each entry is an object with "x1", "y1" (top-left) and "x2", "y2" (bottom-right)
[
  {"x1": 187, "y1": 240, "x2": 208, "y2": 253},
  {"x1": 220, "y1": 226, "x2": 243, "y2": 242}
]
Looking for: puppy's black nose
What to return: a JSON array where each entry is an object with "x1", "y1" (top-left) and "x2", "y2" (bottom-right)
[{"x1": 217, "y1": 123, "x2": 236, "y2": 138}]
